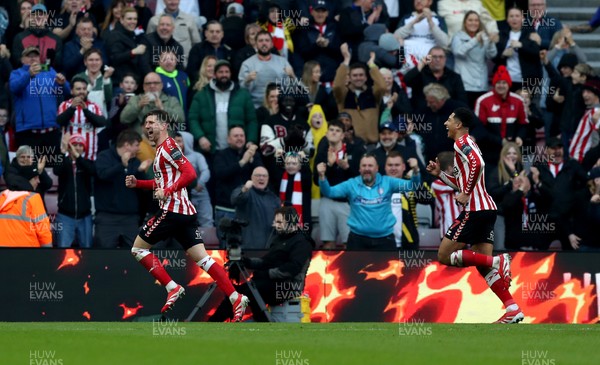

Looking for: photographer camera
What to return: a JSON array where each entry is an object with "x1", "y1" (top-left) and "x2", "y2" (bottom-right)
[{"x1": 210, "y1": 206, "x2": 313, "y2": 322}]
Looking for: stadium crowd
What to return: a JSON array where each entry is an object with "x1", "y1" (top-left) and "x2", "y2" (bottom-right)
[{"x1": 0, "y1": 0, "x2": 599, "y2": 251}]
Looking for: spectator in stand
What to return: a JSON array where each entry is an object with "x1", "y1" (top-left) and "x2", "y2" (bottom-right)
[
  {"x1": 120, "y1": 72, "x2": 185, "y2": 161},
  {"x1": 543, "y1": 52, "x2": 579, "y2": 139},
  {"x1": 213, "y1": 127, "x2": 263, "y2": 245},
  {"x1": 221, "y1": 3, "x2": 247, "y2": 53},
  {"x1": 56, "y1": 76, "x2": 107, "y2": 161},
  {"x1": 73, "y1": 48, "x2": 114, "y2": 125},
  {"x1": 147, "y1": 0, "x2": 202, "y2": 67},
  {"x1": 186, "y1": 21, "x2": 233, "y2": 85},
  {"x1": 188, "y1": 60, "x2": 258, "y2": 154},
  {"x1": 474, "y1": 66, "x2": 528, "y2": 166},
  {"x1": 231, "y1": 166, "x2": 281, "y2": 249},
  {"x1": 174, "y1": 131, "x2": 213, "y2": 227},
  {"x1": 431, "y1": 151, "x2": 461, "y2": 239},
  {"x1": 9, "y1": 46, "x2": 70, "y2": 164},
  {"x1": 378, "y1": 67, "x2": 412, "y2": 123},
  {"x1": 571, "y1": 167, "x2": 600, "y2": 251},
  {"x1": 318, "y1": 152, "x2": 421, "y2": 250},
  {"x1": 333, "y1": 44, "x2": 386, "y2": 144},
  {"x1": 107, "y1": 73, "x2": 138, "y2": 144},
  {"x1": 256, "y1": 83, "x2": 279, "y2": 126},
  {"x1": 358, "y1": 24, "x2": 402, "y2": 70},
  {"x1": 239, "y1": 30, "x2": 294, "y2": 108},
  {"x1": 0, "y1": 188, "x2": 52, "y2": 247},
  {"x1": 404, "y1": 46, "x2": 468, "y2": 111},
  {"x1": 52, "y1": 0, "x2": 99, "y2": 42},
  {"x1": 339, "y1": 0, "x2": 390, "y2": 62},
  {"x1": 313, "y1": 118, "x2": 363, "y2": 249},
  {"x1": 4, "y1": 145, "x2": 52, "y2": 196},
  {"x1": 140, "y1": 14, "x2": 185, "y2": 76},
  {"x1": 437, "y1": 0, "x2": 499, "y2": 40},
  {"x1": 306, "y1": 105, "x2": 328, "y2": 198},
  {"x1": 300, "y1": 61, "x2": 338, "y2": 122},
  {"x1": 485, "y1": 142, "x2": 523, "y2": 214},
  {"x1": 62, "y1": 17, "x2": 107, "y2": 80},
  {"x1": 515, "y1": 88, "x2": 544, "y2": 148},
  {"x1": 12, "y1": 4, "x2": 63, "y2": 71},
  {"x1": 547, "y1": 27, "x2": 587, "y2": 68},
  {"x1": 155, "y1": 50, "x2": 190, "y2": 110},
  {"x1": 451, "y1": 10, "x2": 498, "y2": 108},
  {"x1": 394, "y1": 0, "x2": 450, "y2": 72},
  {"x1": 231, "y1": 23, "x2": 262, "y2": 77},
  {"x1": 256, "y1": 1, "x2": 297, "y2": 61},
  {"x1": 494, "y1": 7, "x2": 542, "y2": 92},
  {"x1": 52, "y1": 134, "x2": 95, "y2": 248},
  {"x1": 296, "y1": 0, "x2": 342, "y2": 85},
  {"x1": 94, "y1": 130, "x2": 148, "y2": 248},
  {"x1": 105, "y1": 7, "x2": 146, "y2": 85},
  {"x1": 3, "y1": 0, "x2": 32, "y2": 52},
  {"x1": 523, "y1": 0, "x2": 563, "y2": 50},
  {"x1": 373, "y1": 120, "x2": 424, "y2": 176},
  {"x1": 0, "y1": 108, "x2": 9, "y2": 171},
  {"x1": 100, "y1": 0, "x2": 126, "y2": 41},
  {"x1": 191, "y1": 54, "x2": 216, "y2": 92},
  {"x1": 0, "y1": 45, "x2": 12, "y2": 124},
  {"x1": 569, "y1": 78, "x2": 600, "y2": 164}
]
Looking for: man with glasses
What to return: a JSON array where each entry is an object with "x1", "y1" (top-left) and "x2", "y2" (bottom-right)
[
  {"x1": 231, "y1": 166, "x2": 280, "y2": 249},
  {"x1": 404, "y1": 46, "x2": 468, "y2": 110},
  {"x1": 524, "y1": 0, "x2": 563, "y2": 50}
]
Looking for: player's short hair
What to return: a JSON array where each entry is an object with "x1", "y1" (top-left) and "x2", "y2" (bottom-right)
[
  {"x1": 116, "y1": 130, "x2": 142, "y2": 147},
  {"x1": 437, "y1": 151, "x2": 454, "y2": 171},
  {"x1": 144, "y1": 109, "x2": 170, "y2": 124},
  {"x1": 453, "y1": 107, "x2": 474, "y2": 129}
]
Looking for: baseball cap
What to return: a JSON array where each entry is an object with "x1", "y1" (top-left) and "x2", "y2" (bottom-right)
[
  {"x1": 312, "y1": 0, "x2": 328, "y2": 10},
  {"x1": 214, "y1": 59, "x2": 231, "y2": 73},
  {"x1": 31, "y1": 4, "x2": 47, "y2": 13},
  {"x1": 227, "y1": 3, "x2": 244, "y2": 15},
  {"x1": 69, "y1": 133, "x2": 88, "y2": 150},
  {"x1": 379, "y1": 121, "x2": 398, "y2": 132},
  {"x1": 337, "y1": 112, "x2": 352, "y2": 121},
  {"x1": 22, "y1": 46, "x2": 41, "y2": 57},
  {"x1": 588, "y1": 167, "x2": 600, "y2": 180}
]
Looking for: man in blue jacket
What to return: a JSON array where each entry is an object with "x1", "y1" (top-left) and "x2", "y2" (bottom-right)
[
  {"x1": 9, "y1": 46, "x2": 70, "y2": 167},
  {"x1": 317, "y1": 152, "x2": 421, "y2": 250}
]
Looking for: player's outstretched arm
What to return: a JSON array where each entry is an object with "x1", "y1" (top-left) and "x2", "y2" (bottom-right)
[{"x1": 125, "y1": 175, "x2": 154, "y2": 189}]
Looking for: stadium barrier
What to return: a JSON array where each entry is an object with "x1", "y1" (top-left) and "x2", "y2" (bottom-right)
[{"x1": 2, "y1": 249, "x2": 598, "y2": 323}]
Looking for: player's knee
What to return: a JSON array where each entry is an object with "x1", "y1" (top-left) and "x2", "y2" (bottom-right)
[
  {"x1": 438, "y1": 252, "x2": 451, "y2": 266},
  {"x1": 131, "y1": 247, "x2": 150, "y2": 261}
]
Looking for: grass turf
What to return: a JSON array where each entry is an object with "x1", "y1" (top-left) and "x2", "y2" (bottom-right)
[{"x1": 3, "y1": 322, "x2": 599, "y2": 365}]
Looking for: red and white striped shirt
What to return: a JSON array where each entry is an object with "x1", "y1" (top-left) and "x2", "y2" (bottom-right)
[
  {"x1": 569, "y1": 107, "x2": 600, "y2": 163},
  {"x1": 432, "y1": 178, "x2": 461, "y2": 238},
  {"x1": 439, "y1": 134, "x2": 497, "y2": 212},
  {"x1": 57, "y1": 99, "x2": 103, "y2": 160},
  {"x1": 153, "y1": 137, "x2": 197, "y2": 215}
]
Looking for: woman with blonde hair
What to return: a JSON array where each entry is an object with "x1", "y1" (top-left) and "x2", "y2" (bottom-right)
[
  {"x1": 193, "y1": 55, "x2": 217, "y2": 92},
  {"x1": 486, "y1": 142, "x2": 523, "y2": 207},
  {"x1": 300, "y1": 60, "x2": 338, "y2": 121},
  {"x1": 256, "y1": 83, "x2": 279, "y2": 124}
]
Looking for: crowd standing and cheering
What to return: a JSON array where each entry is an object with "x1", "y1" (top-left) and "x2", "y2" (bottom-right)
[{"x1": 0, "y1": 0, "x2": 599, "y2": 251}]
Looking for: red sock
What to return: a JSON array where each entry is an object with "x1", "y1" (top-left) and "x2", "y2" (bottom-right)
[
  {"x1": 139, "y1": 253, "x2": 173, "y2": 286},
  {"x1": 460, "y1": 250, "x2": 493, "y2": 267},
  {"x1": 490, "y1": 277, "x2": 516, "y2": 308},
  {"x1": 207, "y1": 264, "x2": 235, "y2": 297}
]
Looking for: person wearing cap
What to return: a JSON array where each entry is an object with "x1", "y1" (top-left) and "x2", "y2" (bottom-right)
[
  {"x1": 372, "y1": 118, "x2": 425, "y2": 177},
  {"x1": 188, "y1": 59, "x2": 258, "y2": 154},
  {"x1": 395, "y1": 0, "x2": 449, "y2": 73},
  {"x1": 0, "y1": 188, "x2": 52, "y2": 248},
  {"x1": 52, "y1": 133, "x2": 95, "y2": 248},
  {"x1": 569, "y1": 78, "x2": 600, "y2": 163},
  {"x1": 474, "y1": 65, "x2": 528, "y2": 166},
  {"x1": 221, "y1": 2, "x2": 247, "y2": 52},
  {"x1": 527, "y1": 136, "x2": 588, "y2": 250},
  {"x1": 3, "y1": 145, "x2": 52, "y2": 196},
  {"x1": 56, "y1": 76, "x2": 107, "y2": 161},
  {"x1": 11, "y1": 3, "x2": 63, "y2": 71},
  {"x1": 147, "y1": 0, "x2": 201, "y2": 67},
  {"x1": 155, "y1": 49, "x2": 190, "y2": 110},
  {"x1": 139, "y1": 14, "x2": 185, "y2": 76},
  {"x1": 296, "y1": 0, "x2": 342, "y2": 84},
  {"x1": 186, "y1": 20, "x2": 233, "y2": 86}
]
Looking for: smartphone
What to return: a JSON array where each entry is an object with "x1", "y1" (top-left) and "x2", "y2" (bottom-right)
[{"x1": 40, "y1": 63, "x2": 49, "y2": 72}]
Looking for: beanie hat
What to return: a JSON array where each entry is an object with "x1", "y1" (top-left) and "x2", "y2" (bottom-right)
[
  {"x1": 69, "y1": 133, "x2": 88, "y2": 150},
  {"x1": 557, "y1": 53, "x2": 578, "y2": 70},
  {"x1": 379, "y1": 33, "x2": 400, "y2": 51},
  {"x1": 492, "y1": 65, "x2": 512, "y2": 88},
  {"x1": 363, "y1": 24, "x2": 387, "y2": 42},
  {"x1": 214, "y1": 60, "x2": 231, "y2": 73},
  {"x1": 582, "y1": 77, "x2": 600, "y2": 98}
]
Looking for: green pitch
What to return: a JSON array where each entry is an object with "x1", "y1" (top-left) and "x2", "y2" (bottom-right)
[{"x1": 3, "y1": 322, "x2": 599, "y2": 365}]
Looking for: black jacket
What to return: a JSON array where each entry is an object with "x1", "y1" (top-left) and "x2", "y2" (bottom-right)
[
  {"x1": 186, "y1": 41, "x2": 233, "y2": 85},
  {"x1": 4, "y1": 158, "x2": 52, "y2": 195},
  {"x1": 140, "y1": 32, "x2": 185, "y2": 76},
  {"x1": 312, "y1": 137, "x2": 363, "y2": 188},
  {"x1": 404, "y1": 66, "x2": 468, "y2": 110},
  {"x1": 213, "y1": 146, "x2": 263, "y2": 208},
  {"x1": 94, "y1": 146, "x2": 146, "y2": 215},
  {"x1": 105, "y1": 22, "x2": 145, "y2": 84},
  {"x1": 494, "y1": 28, "x2": 542, "y2": 84},
  {"x1": 53, "y1": 156, "x2": 95, "y2": 219},
  {"x1": 296, "y1": 20, "x2": 342, "y2": 83}
]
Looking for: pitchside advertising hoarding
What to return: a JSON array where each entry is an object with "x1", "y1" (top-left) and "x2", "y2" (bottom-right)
[{"x1": 1, "y1": 249, "x2": 597, "y2": 323}]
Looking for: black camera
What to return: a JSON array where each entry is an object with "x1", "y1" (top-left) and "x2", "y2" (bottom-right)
[{"x1": 218, "y1": 217, "x2": 248, "y2": 261}]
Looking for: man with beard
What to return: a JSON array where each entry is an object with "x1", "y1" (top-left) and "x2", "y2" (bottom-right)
[
  {"x1": 239, "y1": 30, "x2": 295, "y2": 108},
  {"x1": 317, "y1": 153, "x2": 421, "y2": 250},
  {"x1": 372, "y1": 119, "x2": 425, "y2": 178},
  {"x1": 57, "y1": 76, "x2": 107, "y2": 161},
  {"x1": 125, "y1": 109, "x2": 250, "y2": 320},
  {"x1": 188, "y1": 60, "x2": 258, "y2": 154},
  {"x1": 209, "y1": 206, "x2": 312, "y2": 322}
]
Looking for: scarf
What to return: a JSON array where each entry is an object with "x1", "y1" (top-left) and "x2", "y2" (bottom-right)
[
  {"x1": 267, "y1": 22, "x2": 285, "y2": 51},
  {"x1": 280, "y1": 171, "x2": 303, "y2": 226}
]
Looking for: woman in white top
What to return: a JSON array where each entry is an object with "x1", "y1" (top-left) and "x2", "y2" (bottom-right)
[{"x1": 451, "y1": 11, "x2": 497, "y2": 108}]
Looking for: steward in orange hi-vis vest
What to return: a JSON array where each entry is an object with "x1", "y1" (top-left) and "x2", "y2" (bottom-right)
[{"x1": 0, "y1": 190, "x2": 52, "y2": 247}]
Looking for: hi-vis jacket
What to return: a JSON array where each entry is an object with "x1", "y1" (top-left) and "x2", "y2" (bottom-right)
[{"x1": 0, "y1": 190, "x2": 52, "y2": 247}]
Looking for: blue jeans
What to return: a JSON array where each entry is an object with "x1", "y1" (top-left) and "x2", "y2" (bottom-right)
[{"x1": 55, "y1": 213, "x2": 93, "y2": 248}]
